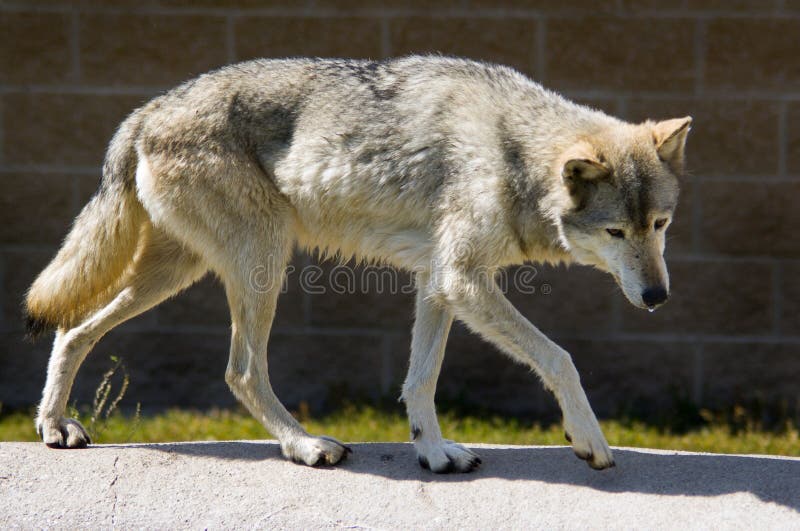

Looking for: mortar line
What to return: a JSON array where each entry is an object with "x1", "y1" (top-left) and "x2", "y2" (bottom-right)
[
  {"x1": 9, "y1": 83, "x2": 800, "y2": 101},
  {"x1": 0, "y1": 95, "x2": 4, "y2": 166},
  {"x1": 0, "y1": 244, "x2": 59, "y2": 253},
  {"x1": 71, "y1": 170, "x2": 81, "y2": 221},
  {"x1": 535, "y1": 16, "x2": 546, "y2": 82},
  {"x1": 772, "y1": 260, "x2": 783, "y2": 336},
  {"x1": 693, "y1": 18, "x2": 706, "y2": 97},
  {"x1": 616, "y1": 96, "x2": 628, "y2": 119},
  {"x1": 690, "y1": 174, "x2": 703, "y2": 254},
  {"x1": 692, "y1": 343, "x2": 704, "y2": 405},
  {"x1": 2, "y1": 3, "x2": 800, "y2": 18},
  {"x1": 0, "y1": 253, "x2": 6, "y2": 333},
  {"x1": 666, "y1": 253, "x2": 787, "y2": 264},
  {"x1": 690, "y1": 175, "x2": 800, "y2": 183},
  {"x1": 0, "y1": 164, "x2": 102, "y2": 174},
  {"x1": 380, "y1": 17, "x2": 392, "y2": 59},
  {"x1": 564, "y1": 90, "x2": 800, "y2": 101},
  {"x1": 226, "y1": 15, "x2": 237, "y2": 63},
  {"x1": 107, "y1": 322, "x2": 800, "y2": 344},
  {"x1": 122, "y1": 323, "x2": 406, "y2": 338},
  {"x1": 610, "y1": 287, "x2": 623, "y2": 336},
  {"x1": 778, "y1": 100, "x2": 788, "y2": 177},
  {"x1": 380, "y1": 332, "x2": 394, "y2": 396},
  {"x1": 300, "y1": 252, "x2": 313, "y2": 327},
  {"x1": 553, "y1": 331, "x2": 800, "y2": 345},
  {"x1": 70, "y1": 9, "x2": 81, "y2": 83},
  {"x1": 0, "y1": 85, "x2": 165, "y2": 96}
]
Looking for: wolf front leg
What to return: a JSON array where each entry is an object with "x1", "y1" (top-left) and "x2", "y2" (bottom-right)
[
  {"x1": 437, "y1": 270, "x2": 614, "y2": 470},
  {"x1": 401, "y1": 274, "x2": 482, "y2": 473}
]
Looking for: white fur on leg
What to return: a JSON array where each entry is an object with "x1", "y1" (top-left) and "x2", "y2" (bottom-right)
[
  {"x1": 440, "y1": 270, "x2": 615, "y2": 470},
  {"x1": 402, "y1": 277, "x2": 480, "y2": 473},
  {"x1": 36, "y1": 328, "x2": 97, "y2": 448},
  {"x1": 220, "y1": 225, "x2": 353, "y2": 469}
]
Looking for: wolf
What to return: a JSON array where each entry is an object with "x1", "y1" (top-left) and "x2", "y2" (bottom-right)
[{"x1": 25, "y1": 56, "x2": 690, "y2": 472}]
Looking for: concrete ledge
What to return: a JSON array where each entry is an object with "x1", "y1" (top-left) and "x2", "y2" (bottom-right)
[{"x1": 2, "y1": 441, "x2": 799, "y2": 528}]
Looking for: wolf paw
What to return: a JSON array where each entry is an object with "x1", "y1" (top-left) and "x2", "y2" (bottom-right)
[
  {"x1": 281, "y1": 435, "x2": 352, "y2": 467},
  {"x1": 416, "y1": 440, "x2": 481, "y2": 473},
  {"x1": 563, "y1": 416, "x2": 614, "y2": 470},
  {"x1": 36, "y1": 417, "x2": 91, "y2": 449}
]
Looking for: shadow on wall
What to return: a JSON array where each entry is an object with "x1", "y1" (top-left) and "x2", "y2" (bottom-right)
[{"x1": 128, "y1": 441, "x2": 800, "y2": 513}]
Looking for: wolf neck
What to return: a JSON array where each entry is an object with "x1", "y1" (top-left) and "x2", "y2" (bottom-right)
[{"x1": 499, "y1": 90, "x2": 618, "y2": 266}]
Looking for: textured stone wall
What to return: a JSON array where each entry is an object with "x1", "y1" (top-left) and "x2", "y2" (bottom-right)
[{"x1": 2, "y1": 1, "x2": 799, "y2": 420}]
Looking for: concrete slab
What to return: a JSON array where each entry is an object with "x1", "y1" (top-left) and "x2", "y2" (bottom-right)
[{"x1": 1, "y1": 441, "x2": 799, "y2": 529}]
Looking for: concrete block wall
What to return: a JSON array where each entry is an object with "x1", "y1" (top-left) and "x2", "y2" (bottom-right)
[{"x1": 1, "y1": 0, "x2": 798, "y2": 420}]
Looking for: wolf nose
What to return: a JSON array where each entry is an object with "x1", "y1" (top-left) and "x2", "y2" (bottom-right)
[{"x1": 641, "y1": 286, "x2": 668, "y2": 308}]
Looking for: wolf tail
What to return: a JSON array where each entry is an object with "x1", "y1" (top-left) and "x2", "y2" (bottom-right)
[{"x1": 24, "y1": 111, "x2": 147, "y2": 339}]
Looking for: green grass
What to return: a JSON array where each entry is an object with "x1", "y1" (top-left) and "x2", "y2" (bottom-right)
[{"x1": 2, "y1": 405, "x2": 798, "y2": 456}]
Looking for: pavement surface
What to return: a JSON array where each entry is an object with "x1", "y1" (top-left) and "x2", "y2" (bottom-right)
[{"x1": 2, "y1": 441, "x2": 799, "y2": 529}]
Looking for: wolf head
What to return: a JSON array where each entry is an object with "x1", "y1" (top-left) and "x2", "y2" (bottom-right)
[{"x1": 558, "y1": 117, "x2": 692, "y2": 311}]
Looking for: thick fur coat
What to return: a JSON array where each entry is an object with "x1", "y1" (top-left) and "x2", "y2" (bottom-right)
[{"x1": 26, "y1": 56, "x2": 690, "y2": 472}]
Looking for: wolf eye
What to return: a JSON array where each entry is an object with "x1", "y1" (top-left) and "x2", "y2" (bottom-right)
[
  {"x1": 606, "y1": 228, "x2": 625, "y2": 239},
  {"x1": 654, "y1": 218, "x2": 668, "y2": 230}
]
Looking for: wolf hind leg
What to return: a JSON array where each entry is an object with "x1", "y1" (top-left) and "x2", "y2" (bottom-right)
[
  {"x1": 219, "y1": 221, "x2": 350, "y2": 467},
  {"x1": 401, "y1": 274, "x2": 481, "y2": 473},
  {"x1": 36, "y1": 224, "x2": 206, "y2": 448}
]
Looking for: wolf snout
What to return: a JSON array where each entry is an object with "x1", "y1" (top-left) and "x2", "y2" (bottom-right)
[{"x1": 641, "y1": 286, "x2": 668, "y2": 309}]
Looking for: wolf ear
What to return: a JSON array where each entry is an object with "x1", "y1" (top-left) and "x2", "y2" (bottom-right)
[
  {"x1": 653, "y1": 116, "x2": 692, "y2": 174},
  {"x1": 562, "y1": 156, "x2": 610, "y2": 209}
]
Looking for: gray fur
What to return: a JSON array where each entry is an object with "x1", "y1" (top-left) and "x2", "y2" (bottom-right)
[{"x1": 27, "y1": 56, "x2": 691, "y2": 472}]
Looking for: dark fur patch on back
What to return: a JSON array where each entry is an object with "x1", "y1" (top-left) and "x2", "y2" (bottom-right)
[{"x1": 336, "y1": 60, "x2": 401, "y2": 101}]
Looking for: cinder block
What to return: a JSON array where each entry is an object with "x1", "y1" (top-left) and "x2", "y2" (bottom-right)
[
  {"x1": 308, "y1": 261, "x2": 415, "y2": 330},
  {"x1": 3, "y1": 93, "x2": 147, "y2": 166},
  {"x1": 619, "y1": 259, "x2": 774, "y2": 335},
  {"x1": 701, "y1": 342, "x2": 800, "y2": 411},
  {"x1": 0, "y1": 332, "x2": 51, "y2": 407},
  {"x1": 391, "y1": 17, "x2": 537, "y2": 75},
  {"x1": 73, "y1": 331, "x2": 236, "y2": 409},
  {"x1": 505, "y1": 263, "x2": 617, "y2": 338},
  {"x1": 268, "y1": 332, "x2": 386, "y2": 410},
  {"x1": 627, "y1": 98, "x2": 780, "y2": 177},
  {"x1": 434, "y1": 332, "x2": 555, "y2": 417},
  {"x1": 779, "y1": 261, "x2": 800, "y2": 336},
  {"x1": 620, "y1": 0, "x2": 778, "y2": 10},
  {"x1": 699, "y1": 181, "x2": 800, "y2": 257},
  {"x1": 80, "y1": 13, "x2": 228, "y2": 86},
  {"x1": 563, "y1": 339, "x2": 696, "y2": 418},
  {"x1": 786, "y1": 103, "x2": 800, "y2": 176},
  {"x1": 0, "y1": 12, "x2": 71, "y2": 84},
  {"x1": 156, "y1": 254, "x2": 306, "y2": 330},
  {"x1": 236, "y1": 17, "x2": 383, "y2": 61},
  {"x1": 317, "y1": 0, "x2": 461, "y2": 8},
  {"x1": 0, "y1": 173, "x2": 78, "y2": 245},
  {"x1": 468, "y1": 0, "x2": 617, "y2": 10},
  {"x1": 2, "y1": 249, "x2": 55, "y2": 333},
  {"x1": 706, "y1": 18, "x2": 800, "y2": 91},
  {"x1": 546, "y1": 17, "x2": 694, "y2": 92}
]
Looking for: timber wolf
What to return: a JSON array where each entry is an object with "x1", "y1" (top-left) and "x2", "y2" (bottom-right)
[{"x1": 25, "y1": 56, "x2": 690, "y2": 472}]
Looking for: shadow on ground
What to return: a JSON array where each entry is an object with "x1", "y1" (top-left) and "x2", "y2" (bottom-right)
[{"x1": 130, "y1": 441, "x2": 800, "y2": 513}]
